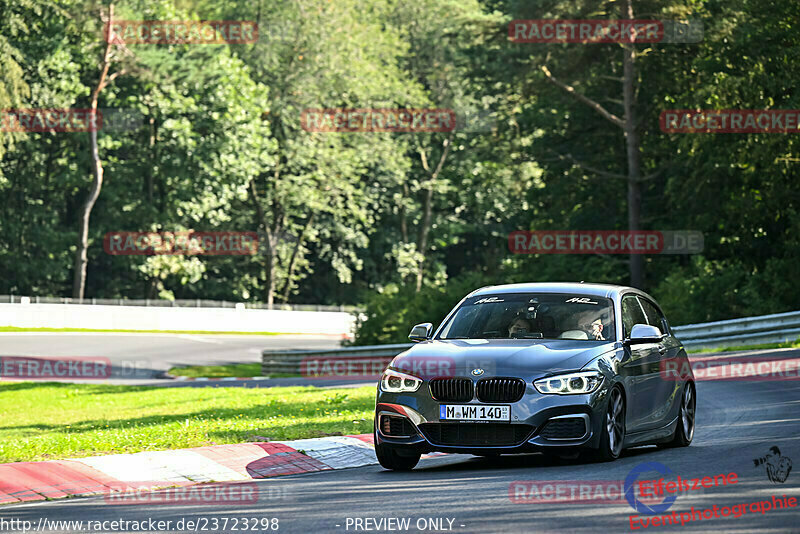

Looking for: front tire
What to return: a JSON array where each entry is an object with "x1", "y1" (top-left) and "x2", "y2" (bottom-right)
[
  {"x1": 374, "y1": 428, "x2": 420, "y2": 471},
  {"x1": 591, "y1": 387, "x2": 625, "y2": 462},
  {"x1": 661, "y1": 382, "x2": 695, "y2": 448}
]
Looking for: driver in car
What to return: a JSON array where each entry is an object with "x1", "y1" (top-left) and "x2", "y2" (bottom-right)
[{"x1": 508, "y1": 317, "x2": 532, "y2": 337}]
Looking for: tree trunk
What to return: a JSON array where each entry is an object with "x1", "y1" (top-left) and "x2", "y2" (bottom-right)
[
  {"x1": 147, "y1": 116, "x2": 156, "y2": 206},
  {"x1": 539, "y1": 0, "x2": 647, "y2": 288},
  {"x1": 415, "y1": 186, "x2": 434, "y2": 292},
  {"x1": 249, "y1": 177, "x2": 280, "y2": 308},
  {"x1": 415, "y1": 133, "x2": 453, "y2": 292},
  {"x1": 265, "y1": 243, "x2": 276, "y2": 308},
  {"x1": 400, "y1": 183, "x2": 409, "y2": 243},
  {"x1": 72, "y1": 4, "x2": 114, "y2": 299},
  {"x1": 280, "y1": 213, "x2": 314, "y2": 303},
  {"x1": 623, "y1": 0, "x2": 644, "y2": 288}
]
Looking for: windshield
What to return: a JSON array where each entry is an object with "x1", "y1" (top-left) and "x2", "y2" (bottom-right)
[{"x1": 438, "y1": 293, "x2": 616, "y2": 341}]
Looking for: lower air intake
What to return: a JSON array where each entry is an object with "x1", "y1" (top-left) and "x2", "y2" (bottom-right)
[
  {"x1": 418, "y1": 423, "x2": 533, "y2": 447},
  {"x1": 539, "y1": 417, "x2": 588, "y2": 439},
  {"x1": 380, "y1": 415, "x2": 415, "y2": 437}
]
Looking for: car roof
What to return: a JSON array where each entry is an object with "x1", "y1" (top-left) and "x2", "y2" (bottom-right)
[{"x1": 468, "y1": 282, "x2": 634, "y2": 299}]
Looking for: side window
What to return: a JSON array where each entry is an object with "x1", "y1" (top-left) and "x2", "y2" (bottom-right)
[
  {"x1": 638, "y1": 298, "x2": 669, "y2": 335},
  {"x1": 621, "y1": 295, "x2": 647, "y2": 339}
]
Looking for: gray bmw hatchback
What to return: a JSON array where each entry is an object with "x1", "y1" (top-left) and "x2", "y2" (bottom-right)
[{"x1": 374, "y1": 282, "x2": 696, "y2": 470}]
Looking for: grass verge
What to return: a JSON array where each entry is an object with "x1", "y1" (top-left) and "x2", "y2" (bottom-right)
[
  {"x1": 167, "y1": 364, "x2": 298, "y2": 378},
  {"x1": 168, "y1": 363, "x2": 266, "y2": 378},
  {"x1": 687, "y1": 337, "x2": 800, "y2": 354},
  {"x1": 0, "y1": 382, "x2": 374, "y2": 463}
]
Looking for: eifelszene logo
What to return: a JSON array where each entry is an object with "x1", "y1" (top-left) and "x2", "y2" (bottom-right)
[{"x1": 625, "y1": 462, "x2": 677, "y2": 515}]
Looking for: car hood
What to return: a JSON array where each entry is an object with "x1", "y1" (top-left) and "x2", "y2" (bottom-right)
[{"x1": 390, "y1": 339, "x2": 618, "y2": 379}]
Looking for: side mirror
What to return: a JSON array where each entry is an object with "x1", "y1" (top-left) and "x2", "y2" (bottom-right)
[
  {"x1": 408, "y1": 322, "x2": 433, "y2": 342},
  {"x1": 627, "y1": 324, "x2": 664, "y2": 345}
]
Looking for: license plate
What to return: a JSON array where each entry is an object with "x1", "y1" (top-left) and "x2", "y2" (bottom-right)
[{"x1": 439, "y1": 404, "x2": 510, "y2": 421}]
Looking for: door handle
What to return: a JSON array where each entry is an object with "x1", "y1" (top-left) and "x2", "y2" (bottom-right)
[{"x1": 658, "y1": 345, "x2": 667, "y2": 355}]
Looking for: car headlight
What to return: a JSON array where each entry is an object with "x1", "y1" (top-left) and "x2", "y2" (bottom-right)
[
  {"x1": 534, "y1": 371, "x2": 603, "y2": 395},
  {"x1": 380, "y1": 369, "x2": 422, "y2": 393}
]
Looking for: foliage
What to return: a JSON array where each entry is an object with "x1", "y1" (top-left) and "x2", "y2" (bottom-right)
[
  {"x1": 0, "y1": 0, "x2": 797, "y2": 341},
  {"x1": 352, "y1": 271, "x2": 491, "y2": 345}
]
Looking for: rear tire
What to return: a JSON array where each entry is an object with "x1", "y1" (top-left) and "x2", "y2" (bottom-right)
[
  {"x1": 660, "y1": 382, "x2": 695, "y2": 448},
  {"x1": 374, "y1": 428, "x2": 420, "y2": 471},
  {"x1": 590, "y1": 387, "x2": 625, "y2": 462}
]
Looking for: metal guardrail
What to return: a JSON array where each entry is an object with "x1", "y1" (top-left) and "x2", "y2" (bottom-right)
[
  {"x1": 262, "y1": 344, "x2": 412, "y2": 375},
  {"x1": 261, "y1": 310, "x2": 800, "y2": 375},
  {"x1": 0, "y1": 294, "x2": 359, "y2": 313},
  {"x1": 672, "y1": 310, "x2": 800, "y2": 350}
]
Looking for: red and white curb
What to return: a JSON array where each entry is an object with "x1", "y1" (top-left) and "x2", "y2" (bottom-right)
[{"x1": 0, "y1": 435, "x2": 444, "y2": 505}]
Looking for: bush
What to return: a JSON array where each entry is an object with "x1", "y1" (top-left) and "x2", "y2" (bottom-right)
[
  {"x1": 651, "y1": 256, "x2": 800, "y2": 325},
  {"x1": 352, "y1": 272, "x2": 490, "y2": 345},
  {"x1": 355, "y1": 254, "x2": 800, "y2": 344}
]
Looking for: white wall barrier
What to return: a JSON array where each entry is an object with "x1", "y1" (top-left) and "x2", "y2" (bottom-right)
[{"x1": 0, "y1": 302, "x2": 355, "y2": 336}]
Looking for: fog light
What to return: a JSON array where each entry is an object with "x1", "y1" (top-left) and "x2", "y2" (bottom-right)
[
  {"x1": 380, "y1": 414, "x2": 413, "y2": 437},
  {"x1": 381, "y1": 415, "x2": 392, "y2": 435}
]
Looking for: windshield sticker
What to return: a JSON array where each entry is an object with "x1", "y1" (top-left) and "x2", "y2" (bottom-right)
[
  {"x1": 565, "y1": 297, "x2": 598, "y2": 305},
  {"x1": 475, "y1": 296, "x2": 504, "y2": 304}
]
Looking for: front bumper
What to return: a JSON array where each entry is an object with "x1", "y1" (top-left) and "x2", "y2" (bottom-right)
[{"x1": 375, "y1": 381, "x2": 610, "y2": 454}]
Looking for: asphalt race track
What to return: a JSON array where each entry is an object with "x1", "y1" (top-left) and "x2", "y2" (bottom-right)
[
  {"x1": 0, "y1": 332, "x2": 342, "y2": 382},
  {"x1": 1, "y1": 348, "x2": 799, "y2": 533}
]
